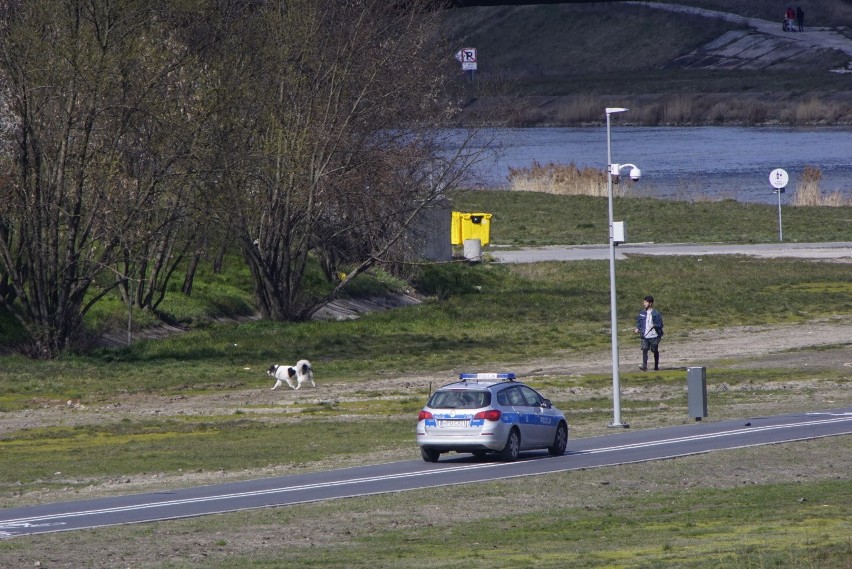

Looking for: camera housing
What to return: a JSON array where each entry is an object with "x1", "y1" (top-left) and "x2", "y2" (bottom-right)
[{"x1": 629, "y1": 167, "x2": 642, "y2": 182}]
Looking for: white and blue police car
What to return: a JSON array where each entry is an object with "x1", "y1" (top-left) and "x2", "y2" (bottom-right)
[{"x1": 416, "y1": 373, "x2": 568, "y2": 462}]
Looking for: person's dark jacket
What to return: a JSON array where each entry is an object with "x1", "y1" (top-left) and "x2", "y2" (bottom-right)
[{"x1": 636, "y1": 309, "x2": 664, "y2": 338}]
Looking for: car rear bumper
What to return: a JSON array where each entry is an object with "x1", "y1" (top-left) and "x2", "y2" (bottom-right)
[{"x1": 416, "y1": 426, "x2": 508, "y2": 452}]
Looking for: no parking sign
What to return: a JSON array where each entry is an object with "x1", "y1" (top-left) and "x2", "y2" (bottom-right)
[{"x1": 455, "y1": 47, "x2": 477, "y2": 71}]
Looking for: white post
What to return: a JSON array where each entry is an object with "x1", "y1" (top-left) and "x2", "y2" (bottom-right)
[{"x1": 605, "y1": 107, "x2": 628, "y2": 428}]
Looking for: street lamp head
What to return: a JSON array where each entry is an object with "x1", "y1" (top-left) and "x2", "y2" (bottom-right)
[{"x1": 606, "y1": 107, "x2": 628, "y2": 115}]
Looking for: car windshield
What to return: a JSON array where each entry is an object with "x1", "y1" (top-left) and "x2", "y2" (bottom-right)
[{"x1": 428, "y1": 390, "x2": 490, "y2": 409}]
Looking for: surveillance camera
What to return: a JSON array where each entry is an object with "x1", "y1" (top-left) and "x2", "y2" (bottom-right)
[{"x1": 629, "y1": 167, "x2": 641, "y2": 182}]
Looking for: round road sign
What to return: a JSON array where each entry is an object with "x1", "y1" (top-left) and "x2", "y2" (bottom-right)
[{"x1": 769, "y1": 168, "x2": 789, "y2": 189}]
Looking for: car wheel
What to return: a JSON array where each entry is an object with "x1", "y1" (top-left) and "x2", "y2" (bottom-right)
[
  {"x1": 548, "y1": 422, "x2": 568, "y2": 456},
  {"x1": 420, "y1": 447, "x2": 440, "y2": 463},
  {"x1": 499, "y1": 428, "x2": 520, "y2": 461}
]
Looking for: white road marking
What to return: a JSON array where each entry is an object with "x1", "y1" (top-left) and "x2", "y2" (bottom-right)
[
  {"x1": 578, "y1": 416, "x2": 851, "y2": 455},
  {"x1": 0, "y1": 462, "x2": 507, "y2": 527}
]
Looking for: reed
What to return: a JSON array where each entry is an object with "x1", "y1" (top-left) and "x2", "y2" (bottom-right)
[
  {"x1": 507, "y1": 160, "x2": 617, "y2": 197},
  {"x1": 507, "y1": 162, "x2": 851, "y2": 207},
  {"x1": 478, "y1": 93, "x2": 852, "y2": 128},
  {"x1": 792, "y1": 165, "x2": 852, "y2": 207}
]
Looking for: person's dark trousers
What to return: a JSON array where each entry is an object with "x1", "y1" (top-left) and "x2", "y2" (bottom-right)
[{"x1": 640, "y1": 336, "x2": 661, "y2": 370}]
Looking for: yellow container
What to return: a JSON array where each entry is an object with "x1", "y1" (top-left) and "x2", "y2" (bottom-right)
[
  {"x1": 451, "y1": 211, "x2": 463, "y2": 245},
  {"x1": 451, "y1": 212, "x2": 492, "y2": 246}
]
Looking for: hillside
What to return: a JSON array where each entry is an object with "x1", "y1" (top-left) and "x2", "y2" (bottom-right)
[{"x1": 442, "y1": 1, "x2": 852, "y2": 125}]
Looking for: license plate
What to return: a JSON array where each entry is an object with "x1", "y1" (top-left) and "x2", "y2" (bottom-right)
[{"x1": 437, "y1": 419, "x2": 468, "y2": 428}]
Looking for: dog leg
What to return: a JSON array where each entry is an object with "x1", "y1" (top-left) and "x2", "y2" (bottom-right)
[{"x1": 271, "y1": 379, "x2": 282, "y2": 390}]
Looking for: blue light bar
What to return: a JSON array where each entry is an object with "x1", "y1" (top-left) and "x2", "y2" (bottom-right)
[{"x1": 459, "y1": 373, "x2": 516, "y2": 381}]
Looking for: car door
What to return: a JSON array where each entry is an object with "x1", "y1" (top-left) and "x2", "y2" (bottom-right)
[
  {"x1": 516, "y1": 385, "x2": 556, "y2": 447},
  {"x1": 498, "y1": 386, "x2": 528, "y2": 443},
  {"x1": 501, "y1": 385, "x2": 539, "y2": 447}
]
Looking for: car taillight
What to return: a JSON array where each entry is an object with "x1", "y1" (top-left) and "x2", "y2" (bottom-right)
[
  {"x1": 474, "y1": 409, "x2": 501, "y2": 421},
  {"x1": 418, "y1": 410, "x2": 433, "y2": 421}
]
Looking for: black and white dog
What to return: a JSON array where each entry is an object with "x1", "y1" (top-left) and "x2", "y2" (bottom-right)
[{"x1": 268, "y1": 359, "x2": 315, "y2": 390}]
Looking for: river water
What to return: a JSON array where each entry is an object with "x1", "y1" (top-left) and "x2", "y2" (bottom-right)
[{"x1": 451, "y1": 126, "x2": 852, "y2": 205}]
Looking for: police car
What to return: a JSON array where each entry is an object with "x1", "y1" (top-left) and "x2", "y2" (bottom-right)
[{"x1": 416, "y1": 373, "x2": 568, "y2": 462}]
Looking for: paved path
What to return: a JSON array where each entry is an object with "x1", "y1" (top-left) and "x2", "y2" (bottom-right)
[
  {"x1": 490, "y1": 241, "x2": 852, "y2": 263},
  {"x1": 627, "y1": 2, "x2": 852, "y2": 71}
]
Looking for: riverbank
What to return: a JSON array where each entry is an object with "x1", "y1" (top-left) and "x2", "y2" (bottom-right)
[{"x1": 454, "y1": 126, "x2": 852, "y2": 203}]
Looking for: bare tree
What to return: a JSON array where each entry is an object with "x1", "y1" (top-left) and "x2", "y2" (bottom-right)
[
  {"x1": 208, "y1": 0, "x2": 474, "y2": 321},
  {"x1": 0, "y1": 0, "x2": 202, "y2": 356},
  {"x1": 0, "y1": 0, "x2": 489, "y2": 355}
]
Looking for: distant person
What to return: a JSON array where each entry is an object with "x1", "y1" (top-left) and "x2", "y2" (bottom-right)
[
  {"x1": 797, "y1": 7, "x2": 804, "y2": 32},
  {"x1": 786, "y1": 7, "x2": 796, "y2": 31},
  {"x1": 634, "y1": 295, "x2": 663, "y2": 371}
]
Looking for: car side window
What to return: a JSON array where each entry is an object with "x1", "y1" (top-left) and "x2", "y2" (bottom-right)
[
  {"x1": 497, "y1": 390, "x2": 510, "y2": 406},
  {"x1": 518, "y1": 386, "x2": 543, "y2": 407},
  {"x1": 505, "y1": 387, "x2": 527, "y2": 407}
]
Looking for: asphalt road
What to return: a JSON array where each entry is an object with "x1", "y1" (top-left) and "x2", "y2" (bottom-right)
[
  {"x1": 489, "y1": 241, "x2": 852, "y2": 263},
  {"x1": 2, "y1": 407, "x2": 849, "y2": 538}
]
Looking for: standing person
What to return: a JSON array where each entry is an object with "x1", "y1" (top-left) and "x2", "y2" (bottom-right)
[
  {"x1": 796, "y1": 7, "x2": 804, "y2": 32},
  {"x1": 634, "y1": 295, "x2": 663, "y2": 371},
  {"x1": 786, "y1": 7, "x2": 796, "y2": 31}
]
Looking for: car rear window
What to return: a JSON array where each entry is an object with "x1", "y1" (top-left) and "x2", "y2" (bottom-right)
[{"x1": 428, "y1": 390, "x2": 490, "y2": 409}]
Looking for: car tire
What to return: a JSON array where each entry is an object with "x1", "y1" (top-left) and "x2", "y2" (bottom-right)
[
  {"x1": 420, "y1": 447, "x2": 441, "y2": 463},
  {"x1": 548, "y1": 422, "x2": 568, "y2": 456},
  {"x1": 499, "y1": 428, "x2": 520, "y2": 461}
]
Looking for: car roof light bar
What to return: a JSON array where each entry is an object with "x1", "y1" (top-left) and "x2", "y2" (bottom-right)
[{"x1": 459, "y1": 373, "x2": 516, "y2": 382}]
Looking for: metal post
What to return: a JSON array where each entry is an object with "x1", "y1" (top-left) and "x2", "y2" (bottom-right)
[
  {"x1": 605, "y1": 108, "x2": 628, "y2": 428},
  {"x1": 777, "y1": 189, "x2": 783, "y2": 242}
]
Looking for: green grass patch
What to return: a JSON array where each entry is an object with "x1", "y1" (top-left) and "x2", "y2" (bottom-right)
[
  {"x1": 314, "y1": 481, "x2": 852, "y2": 569},
  {"x1": 451, "y1": 190, "x2": 852, "y2": 246},
  {"x1": 1, "y1": 255, "x2": 849, "y2": 402},
  {"x1": 0, "y1": 418, "x2": 412, "y2": 486}
]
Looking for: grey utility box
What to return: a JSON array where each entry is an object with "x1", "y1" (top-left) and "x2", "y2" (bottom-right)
[{"x1": 687, "y1": 366, "x2": 708, "y2": 421}]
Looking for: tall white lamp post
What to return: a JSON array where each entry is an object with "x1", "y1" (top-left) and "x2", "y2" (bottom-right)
[{"x1": 605, "y1": 107, "x2": 641, "y2": 428}]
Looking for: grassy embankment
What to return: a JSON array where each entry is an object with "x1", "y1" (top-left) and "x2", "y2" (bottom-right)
[
  {"x1": 443, "y1": 1, "x2": 852, "y2": 126},
  {"x1": 0, "y1": 193, "x2": 850, "y2": 568}
]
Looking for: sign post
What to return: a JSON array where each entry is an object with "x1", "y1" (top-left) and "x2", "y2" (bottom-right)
[
  {"x1": 455, "y1": 47, "x2": 477, "y2": 81},
  {"x1": 769, "y1": 168, "x2": 788, "y2": 242}
]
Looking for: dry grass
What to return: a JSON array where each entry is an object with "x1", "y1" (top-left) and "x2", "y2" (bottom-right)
[
  {"x1": 507, "y1": 160, "x2": 621, "y2": 197},
  {"x1": 792, "y1": 165, "x2": 852, "y2": 207},
  {"x1": 481, "y1": 93, "x2": 852, "y2": 128},
  {"x1": 508, "y1": 162, "x2": 852, "y2": 206}
]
